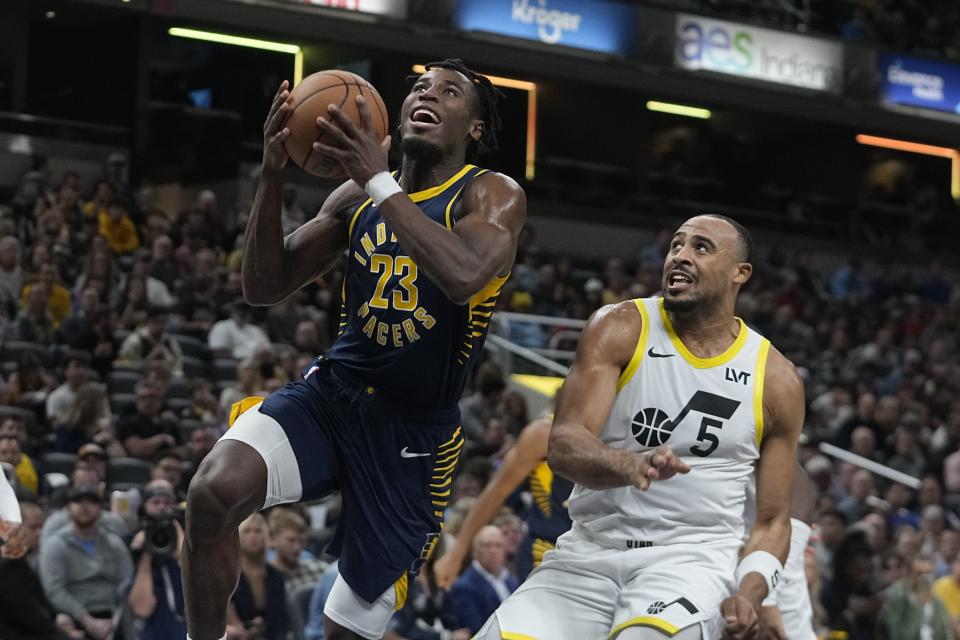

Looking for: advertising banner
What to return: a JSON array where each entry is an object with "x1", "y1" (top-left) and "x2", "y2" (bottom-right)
[
  {"x1": 878, "y1": 52, "x2": 960, "y2": 114},
  {"x1": 675, "y1": 13, "x2": 843, "y2": 92}
]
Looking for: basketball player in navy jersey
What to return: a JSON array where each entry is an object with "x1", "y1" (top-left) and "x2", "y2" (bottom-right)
[{"x1": 182, "y1": 59, "x2": 526, "y2": 640}]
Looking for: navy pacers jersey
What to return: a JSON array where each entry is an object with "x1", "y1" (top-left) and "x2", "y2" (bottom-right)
[
  {"x1": 526, "y1": 460, "x2": 573, "y2": 542},
  {"x1": 328, "y1": 164, "x2": 506, "y2": 409}
]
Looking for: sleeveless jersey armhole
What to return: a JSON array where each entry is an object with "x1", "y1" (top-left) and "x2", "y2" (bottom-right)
[
  {"x1": 616, "y1": 299, "x2": 650, "y2": 392},
  {"x1": 753, "y1": 338, "x2": 772, "y2": 448}
]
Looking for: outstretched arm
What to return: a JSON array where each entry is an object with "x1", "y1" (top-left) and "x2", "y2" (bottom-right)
[
  {"x1": 723, "y1": 348, "x2": 805, "y2": 639},
  {"x1": 434, "y1": 417, "x2": 551, "y2": 589},
  {"x1": 242, "y1": 81, "x2": 366, "y2": 305},
  {"x1": 317, "y1": 96, "x2": 527, "y2": 304},
  {"x1": 547, "y1": 302, "x2": 690, "y2": 491}
]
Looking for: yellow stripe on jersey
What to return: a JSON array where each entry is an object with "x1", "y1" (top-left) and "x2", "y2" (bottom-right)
[
  {"x1": 528, "y1": 461, "x2": 554, "y2": 517},
  {"x1": 469, "y1": 273, "x2": 509, "y2": 309},
  {"x1": 501, "y1": 633, "x2": 538, "y2": 640},
  {"x1": 444, "y1": 169, "x2": 488, "y2": 229},
  {"x1": 408, "y1": 165, "x2": 476, "y2": 202},
  {"x1": 753, "y1": 338, "x2": 772, "y2": 448},
  {"x1": 347, "y1": 198, "x2": 375, "y2": 240},
  {"x1": 530, "y1": 538, "x2": 555, "y2": 568},
  {"x1": 228, "y1": 396, "x2": 265, "y2": 428},
  {"x1": 658, "y1": 297, "x2": 748, "y2": 369},
  {"x1": 617, "y1": 298, "x2": 650, "y2": 391},
  {"x1": 608, "y1": 616, "x2": 680, "y2": 639}
]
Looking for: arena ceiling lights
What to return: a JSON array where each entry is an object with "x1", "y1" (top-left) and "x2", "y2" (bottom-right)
[
  {"x1": 856, "y1": 134, "x2": 960, "y2": 200},
  {"x1": 645, "y1": 101, "x2": 711, "y2": 120},
  {"x1": 413, "y1": 65, "x2": 537, "y2": 182},
  {"x1": 168, "y1": 28, "x2": 304, "y2": 85}
]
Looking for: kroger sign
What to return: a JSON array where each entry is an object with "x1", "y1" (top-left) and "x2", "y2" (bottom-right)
[
  {"x1": 454, "y1": 0, "x2": 637, "y2": 55},
  {"x1": 675, "y1": 13, "x2": 843, "y2": 93}
]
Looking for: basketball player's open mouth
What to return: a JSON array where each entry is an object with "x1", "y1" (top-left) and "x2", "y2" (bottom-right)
[
  {"x1": 667, "y1": 270, "x2": 694, "y2": 292},
  {"x1": 410, "y1": 107, "x2": 442, "y2": 129}
]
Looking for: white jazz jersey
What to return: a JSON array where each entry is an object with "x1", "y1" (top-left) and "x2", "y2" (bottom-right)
[{"x1": 568, "y1": 296, "x2": 772, "y2": 546}]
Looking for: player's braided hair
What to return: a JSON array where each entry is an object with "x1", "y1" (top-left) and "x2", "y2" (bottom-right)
[{"x1": 418, "y1": 58, "x2": 504, "y2": 162}]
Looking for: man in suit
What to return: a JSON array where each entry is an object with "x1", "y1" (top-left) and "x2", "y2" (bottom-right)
[{"x1": 445, "y1": 525, "x2": 518, "y2": 634}]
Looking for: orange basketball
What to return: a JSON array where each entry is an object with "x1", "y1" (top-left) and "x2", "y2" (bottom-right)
[{"x1": 283, "y1": 70, "x2": 389, "y2": 178}]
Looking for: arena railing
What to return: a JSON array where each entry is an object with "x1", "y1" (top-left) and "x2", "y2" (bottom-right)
[{"x1": 818, "y1": 442, "x2": 921, "y2": 489}]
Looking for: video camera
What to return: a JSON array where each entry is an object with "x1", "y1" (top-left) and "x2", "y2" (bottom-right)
[{"x1": 141, "y1": 509, "x2": 182, "y2": 558}]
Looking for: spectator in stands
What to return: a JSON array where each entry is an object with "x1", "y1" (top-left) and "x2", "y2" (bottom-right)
[
  {"x1": 885, "y1": 482, "x2": 921, "y2": 532},
  {"x1": 0, "y1": 415, "x2": 33, "y2": 456},
  {"x1": 267, "y1": 509, "x2": 326, "y2": 592},
  {"x1": 127, "y1": 484, "x2": 187, "y2": 640},
  {"x1": 53, "y1": 382, "x2": 112, "y2": 454},
  {"x1": 0, "y1": 501, "x2": 84, "y2": 640},
  {"x1": 118, "y1": 306, "x2": 184, "y2": 376},
  {"x1": 116, "y1": 275, "x2": 150, "y2": 330},
  {"x1": 173, "y1": 271, "x2": 219, "y2": 338},
  {"x1": 500, "y1": 390, "x2": 529, "y2": 436},
  {"x1": 10, "y1": 281, "x2": 56, "y2": 344},
  {"x1": 280, "y1": 183, "x2": 306, "y2": 235},
  {"x1": 57, "y1": 286, "x2": 101, "y2": 353},
  {"x1": 218, "y1": 357, "x2": 266, "y2": 417},
  {"x1": 821, "y1": 529, "x2": 880, "y2": 639},
  {"x1": 459, "y1": 361, "x2": 506, "y2": 442},
  {"x1": 839, "y1": 469, "x2": 876, "y2": 524},
  {"x1": 888, "y1": 427, "x2": 927, "y2": 478},
  {"x1": 116, "y1": 380, "x2": 182, "y2": 461},
  {"x1": 183, "y1": 426, "x2": 216, "y2": 486},
  {"x1": 180, "y1": 378, "x2": 221, "y2": 426},
  {"x1": 21, "y1": 262, "x2": 72, "y2": 327},
  {"x1": 123, "y1": 250, "x2": 175, "y2": 309},
  {"x1": 0, "y1": 435, "x2": 39, "y2": 497},
  {"x1": 879, "y1": 553, "x2": 952, "y2": 639},
  {"x1": 149, "y1": 449, "x2": 185, "y2": 496},
  {"x1": 77, "y1": 444, "x2": 108, "y2": 483},
  {"x1": 0, "y1": 235, "x2": 23, "y2": 312},
  {"x1": 933, "y1": 555, "x2": 960, "y2": 627},
  {"x1": 98, "y1": 201, "x2": 139, "y2": 256},
  {"x1": 445, "y1": 525, "x2": 517, "y2": 634},
  {"x1": 149, "y1": 235, "x2": 177, "y2": 289},
  {"x1": 3, "y1": 351, "x2": 54, "y2": 412},
  {"x1": 208, "y1": 299, "x2": 270, "y2": 361},
  {"x1": 849, "y1": 426, "x2": 879, "y2": 462},
  {"x1": 230, "y1": 512, "x2": 288, "y2": 640},
  {"x1": 42, "y1": 468, "x2": 125, "y2": 541},
  {"x1": 13, "y1": 155, "x2": 53, "y2": 212},
  {"x1": 39, "y1": 485, "x2": 133, "y2": 640},
  {"x1": 292, "y1": 319, "x2": 322, "y2": 356},
  {"x1": 814, "y1": 509, "x2": 848, "y2": 581},
  {"x1": 72, "y1": 247, "x2": 118, "y2": 305},
  {"x1": 46, "y1": 351, "x2": 101, "y2": 427},
  {"x1": 935, "y1": 528, "x2": 960, "y2": 579},
  {"x1": 82, "y1": 181, "x2": 113, "y2": 222}
]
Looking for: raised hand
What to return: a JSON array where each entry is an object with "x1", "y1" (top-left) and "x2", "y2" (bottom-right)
[
  {"x1": 262, "y1": 81, "x2": 293, "y2": 172},
  {"x1": 314, "y1": 95, "x2": 391, "y2": 188}
]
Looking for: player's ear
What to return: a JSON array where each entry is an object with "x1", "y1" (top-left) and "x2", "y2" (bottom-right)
[
  {"x1": 469, "y1": 120, "x2": 484, "y2": 143},
  {"x1": 733, "y1": 262, "x2": 752, "y2": 285}
]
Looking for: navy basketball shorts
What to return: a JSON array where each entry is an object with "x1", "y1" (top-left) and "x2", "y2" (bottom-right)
[{"x1": 220, "y1": 357, "x2": 464, "y2": 605}]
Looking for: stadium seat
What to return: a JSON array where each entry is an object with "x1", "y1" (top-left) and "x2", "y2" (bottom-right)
[
  {"x1": 110, "y1": 393, "x2": 136, "y2": 416},
  {"x1": 167, "y1": 377, "x2": 191, "y2": 400},
  {"x1": 106, "y1": 457, "x2": 152, "y2": 485},
  {"x1": 40, "y1": 451, "x2": 78, "y2": 476},
  {"x1": 107, "y1": 370, "x2": 141, "y2": 395},
  {"x1": 213, "y1": 359, "x2": 239, "y2": 382},
  {"x1": 0, "y1": 340, "x2": 49, "y2": 365},
  {"x1": 182, "y1": 355, "x2": 206, "y2": 379},
  {"x1": 174, "y1": 334, "x2": 210, "y2": 361},
  {"x1": 0, "y1": 405, "x2": 37, "y2": 431}
]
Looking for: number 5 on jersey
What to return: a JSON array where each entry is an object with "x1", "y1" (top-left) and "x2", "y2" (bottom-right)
[{"x1": 369, "y1": 254, "x2": 418, "y2": 311}]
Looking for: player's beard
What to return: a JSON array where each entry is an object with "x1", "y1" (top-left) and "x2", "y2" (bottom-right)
[
  {"x1": 662, "y1": 287, "x2": 721, "y2": 317},
  {"x1": 400, "y1": 136, "x2": 443, "y2": 168}
]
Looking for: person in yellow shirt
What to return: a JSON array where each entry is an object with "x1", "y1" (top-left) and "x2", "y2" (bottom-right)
[
  {"x1": 0, "y1": 436, "x2": 38, "y2": 497},
  {"x1": 81, "y1": 179, "x2": 114, "y2": 220},
  {"x1": 20, "y1": 262, "x2": 71, "y2": 327},
  {"x1": 933, "y1": 556, "x2": 960, "y2": 618},
  {"x1": 98, "y1": 202, "x2": 139, "y2": 255}
]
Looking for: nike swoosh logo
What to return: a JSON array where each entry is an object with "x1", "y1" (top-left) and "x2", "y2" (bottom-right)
[
  {"x1": 400, "y1": 447, "x2": 431, "y2": 459},
  {"x1": 647, "y1": 348, "x2": 674, "y2": 358}
]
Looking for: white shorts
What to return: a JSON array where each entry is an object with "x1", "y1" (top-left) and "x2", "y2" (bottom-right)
[
  {"x1": 492, "y1": 526, "x2": 738, "y2": 639},
  {"x1": 324, "y1": 573, "x2": 401, "y2": 640},
  {"x1": 764, "y1": 519, "x2": 816, "y2": 640}
]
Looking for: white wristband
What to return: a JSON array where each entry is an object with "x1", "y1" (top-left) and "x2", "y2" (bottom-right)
[
  {"x1": 0, "y1": 468, "x2": 21, "y2": 524},
  {"x1": 365, "y1": 171, "x2": 403, "y2": 206},
  {"x1": 736, "y1": 550, "x2": 782, "y2": 600}
]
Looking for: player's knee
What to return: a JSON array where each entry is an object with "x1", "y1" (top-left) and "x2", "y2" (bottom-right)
[{"x1": 186, "y1": 441, "x2": 266, "y2": 537}]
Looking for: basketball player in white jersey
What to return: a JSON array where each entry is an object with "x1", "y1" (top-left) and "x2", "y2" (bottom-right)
[{"x1": 476, "y1": 215, "x2": 804, "y2": 639}]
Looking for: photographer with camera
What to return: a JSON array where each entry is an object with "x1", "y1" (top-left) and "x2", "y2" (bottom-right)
[{"x1": 127, "y1": 480, "x2": 186, "y2": 640}]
